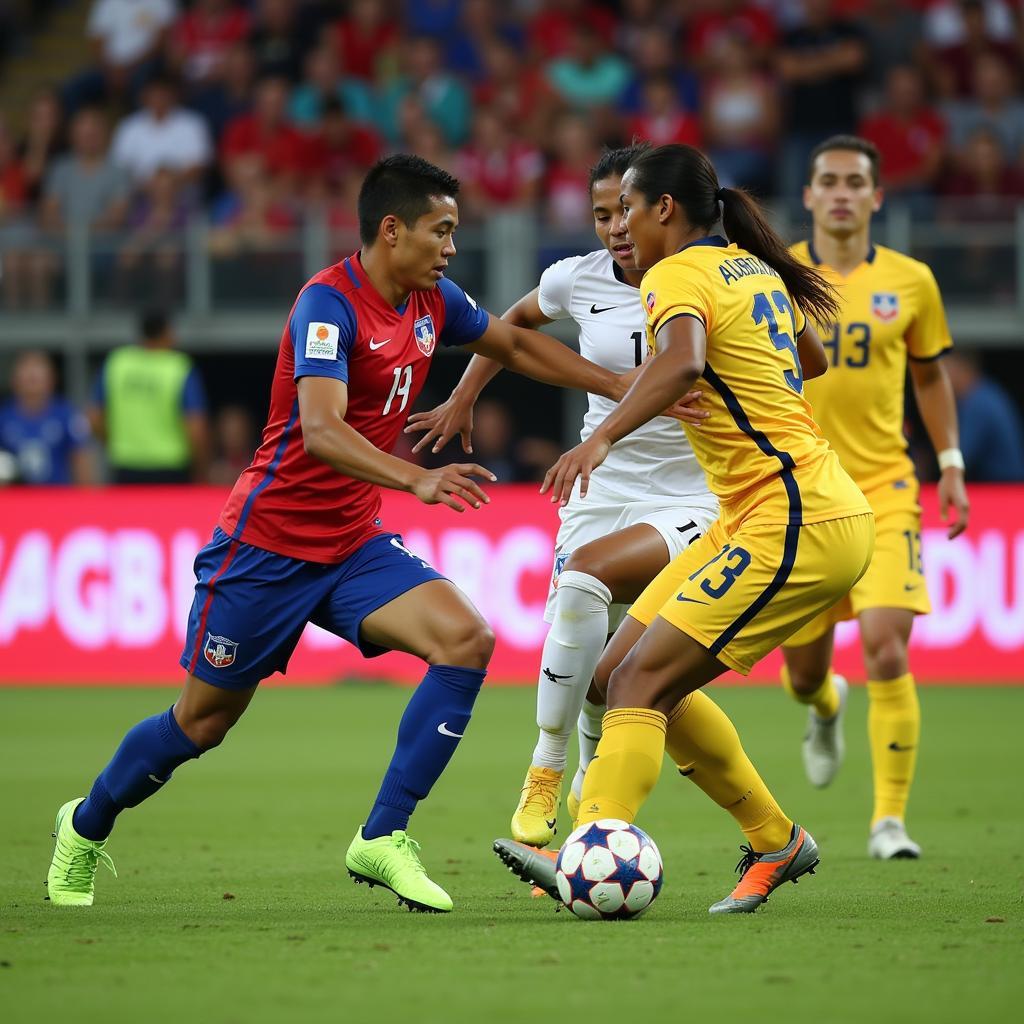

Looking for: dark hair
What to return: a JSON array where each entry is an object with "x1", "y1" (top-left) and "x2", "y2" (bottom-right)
[
  {"x1": 139, "y1": 309, "x2": 170, "y2": 340},
  {"x1": 807, "y1": 134, "x2": 881, "y2": 186},
  {"x1": 357, "y1": 154, "x2": 460, "y2": 246},
  {"x1": 628, "y1": 144, "x2": 839, "y2": 325},
  {"x1": 588, "y1": 141, "x2": 652, "y2": 194}
]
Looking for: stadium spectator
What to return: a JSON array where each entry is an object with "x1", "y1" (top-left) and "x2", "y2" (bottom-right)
[
  {"x1": 687, "y1": 0, "x2": 778, "y2": 71},
  {"x1": 444, "y1": 0, "x2": 525, "y2": 82},
  {"x1": 220, "y1": 75, "x2": 307, "y2": 189},
  {"x1": 64, "y1": 0, "x2": 178, "y2": 113},
  {"x1": 247, "y1": 0, "x2": 317, "y2": 81},
  {"x1": 377, "y1": 35, "x2": 472, "y2": 146},
  {"x1": 943, "y1": 351, "x2": 1024, "y2": 482},
  {"x1": 777, "y1": 0, "x2": 868, "y2": 195},
  {"x1": 17, "y1": 88, "x2": 66, "y2": 206},
  {"x1": 392, "y1": 103, "x2": 457, "y2": 173},
  {"x1": 0, "y1": 350, "x2": 92, "y2": 485},
  {"x1": 89, "y1": 309, "x2": 210, "y2": 484},
  {"x1": 332, "y1": 0, "x2": 399, "y2": 81},
  {"x1": 3, "y1": 107, "x2": 129, "y2": 310},
  {"x1": 700, "y1": 29, "x2": 780, "y2": 193},
  {"x1": 543, "y1": 113, "x2": 599, "y2": 231},
  {"x1": 923, "y1": 0, "x2": 1017, "y2": 49},
  {"x1": 0, "y1": 119, "x2": 30, "y2": 295},
  {"x1": 616, "y1": 0, "x2": 674, "y2": 61},
  {"x1": 859, "y1": 66, "x2": 946, "y2": 197},
  {"x1": 929, "y1": 0, "x2": 1020, "y2": 98},
  {"x1": 943, "y1": 53, "x2": 1024, "y2": 156},
  {"x1": 208, "y1": 154, "x2": 297, "y2": 257},
  {"x1": 169, "y1": 0, "x2": 250, "y2": 88},
  {"x1": 626, "y1": 74, "x2": 701, "y2": 149},
  {"x1": 526, "y1": 0, "x2": 617, "y2": 61},
  {"x1": 617, "y1": 25, "x2": 700, "y2": 119},
  {"x1": 856, "y1": 0, "x2": 926, "y2": 104},
  {"x1": 304, "y1": 98, "x2": 382, "y2": 198},
  {"x1": 544, "y1": 22, "x2": 630, "y2": 112},
  {"x1": 110, "y1": 75, "x2": 213, "y2": 186},
  {"x1": 473, "y1": 37, "x2": 556, "y2": 146},
  {"x1": 455, "y1": 108, "x2": 543, "y2": 219},
  {"x1": 941, "y1": 126, "x2": 1024, "y2": 214},
  {"x1": 287, "y1": 40, "x2": 375, "y2": 128},
  {"x1": 188, "y1": 39, "x2": 256, "y2": 139},
  {"x1": 208, "y1": 402, "x2": 258, "y2": 486},
  {"x1": 403, "y1": 0, "x2": 461, "y2": 38}
]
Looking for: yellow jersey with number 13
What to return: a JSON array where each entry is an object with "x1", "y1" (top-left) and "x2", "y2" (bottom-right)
[
  {"x1": 642, "y1": 236, "x2": 871, "y2": 530},
  {"x1": 791, "y1": 241, "x2": 952, "y2": 493}
]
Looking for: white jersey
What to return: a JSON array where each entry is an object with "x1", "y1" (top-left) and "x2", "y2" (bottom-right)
[{"x1": 538, "y1": 249, "x2": 712, "y2": 502}]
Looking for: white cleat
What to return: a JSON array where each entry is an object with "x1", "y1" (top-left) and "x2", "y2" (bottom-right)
[
  {"x1": 802, "y1": 674, "x2": 848, "y2": 788},
  {"x1": 868, "y1": 817, "x2": 922, "y2": 860}
]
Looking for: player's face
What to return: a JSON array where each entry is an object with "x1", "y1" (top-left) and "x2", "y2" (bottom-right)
[
  {"x1": 619, "y1": 169, "x2": 667, "y2": 271},
  {"x1": 395, "y1": 195, "x2": 459, "y2": 291},
  {"x1": 591, "y1": 176, "x2": 635, "y2": 269},
  {"x1": 804, "y1": 151, "x2": 882, "y2": 238}
]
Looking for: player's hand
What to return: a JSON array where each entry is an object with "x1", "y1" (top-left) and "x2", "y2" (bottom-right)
[
  {"x1": 663, "y1": 389, "x2": 709, "y2": 426},
  {"x1": 540, "y1": 434, "x2": 611, "y2": 506},
  {"x1": 411, "y1": 463, "x2": 496, "y2": 512},
  {"x1": 938, "y1": 467, "x2": 969, "y2": 539},
  {"x1": 404, "y1": 394, "x2": 475, "y2": 454}
]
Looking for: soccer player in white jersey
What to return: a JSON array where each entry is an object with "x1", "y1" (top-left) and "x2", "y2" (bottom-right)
[{"x1": 407, "y1": 145, "x2": 718, "y2": 848}]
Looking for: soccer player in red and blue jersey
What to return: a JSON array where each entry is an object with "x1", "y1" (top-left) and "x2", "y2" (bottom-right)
[{"x1": 46, "y1": 155, "x2": 634, "y2": 914}]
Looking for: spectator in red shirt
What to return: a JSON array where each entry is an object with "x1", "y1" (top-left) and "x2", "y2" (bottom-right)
[
  {"x1": 334, "y1": 0, "x2": 399, "y2": 81},
  {"x1": 626, "y1": 74, "x2": 701, "y2": 148},
  {"x1": 527, "y1": 0, "x2": 617, "y2": 61},
  {"x1": 170, "y1": 0, "x2": 250, "y2": 87},
  {"x1": 0, "y1": 116, "x2": 28, "y2": 221},
  {"x1": 687, "y1": 0, "x2": 778, "y2": 70},
  {"x1": 941, "y1": 125, "x2": 1024, "y2": 217},
  {"x1": 304, "y1": 97, "x2": 382, "y2": 197},
  {"x1": 929, "y1": 0, "x2": 1019, "y2": 98},
  {"x1": 618, "y1": 26, "x2": 700, "y2": 118},
  {"x1": 209, "y1": 155, "x2": 297, "y2": 256},
  {"x1": 474, "y1": 38, "x2": 557, "y2": 146},
  {"x1": 859, "y1": 66, "x2": 946, "y2": 196},
  {"x1": 221, "y1": 76, "x2": 306, "y2": 184},
  {"x1": 455, "y1": 108, "x2": 544, "y2": 219},
  {"x1": 544, "y1": 112, "x2": 599, "y2": 230}
]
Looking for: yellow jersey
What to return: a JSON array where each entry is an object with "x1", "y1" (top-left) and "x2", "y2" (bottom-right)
[
  {"x1": 792, "y1": 241, "x2": 952, "y2": 493},
  {"x1": 642, "y1": 236, "x2": 870, "y2": 528}
]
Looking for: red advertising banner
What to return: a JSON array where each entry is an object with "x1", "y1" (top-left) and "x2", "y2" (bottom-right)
[{"x1": 0, "y1": 485, "x2": 1021, "y2": 685}]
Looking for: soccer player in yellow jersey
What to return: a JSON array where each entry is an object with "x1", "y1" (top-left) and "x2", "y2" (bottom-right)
[
  {"x1": 496, "y1": 143, "x2": 875, "y2": 914},
  {"x1": 780, "y1": 135, "x2": 970, "y2": 860}
]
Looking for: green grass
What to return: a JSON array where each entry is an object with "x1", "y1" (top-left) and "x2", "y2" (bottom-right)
[{"x1": 2, "y1": 684, "x2": 1022, "y2": 1024}]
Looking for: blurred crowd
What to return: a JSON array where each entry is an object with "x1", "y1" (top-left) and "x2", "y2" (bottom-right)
[{"x1": 2, "y1": 0, "x2": 1024, "y2": 307}]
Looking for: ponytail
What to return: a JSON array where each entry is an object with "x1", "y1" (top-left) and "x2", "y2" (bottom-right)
[
  {"x1": 718, "y1": 186, "x2": 839, "y2": 325},
  {"x1": 628, "y1": 145, "x2": 839, "y2": 325}
]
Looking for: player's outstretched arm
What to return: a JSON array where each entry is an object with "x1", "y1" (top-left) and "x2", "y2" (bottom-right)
[
  {"x1": 908, "y1": 357, "x2": 970, "y2": 539},
  {"x1": 797, "y1": 322, "x2": 829, "y2": 380},
  {"x1": 297, "y1": 376, "x2": 496, "y2": 512},
  {"x1": 405, "y1": 288, "x2": 553, "y2": 455},
  {"x1": 541, "y1": 316, "x2": 707, "y2": 505}
]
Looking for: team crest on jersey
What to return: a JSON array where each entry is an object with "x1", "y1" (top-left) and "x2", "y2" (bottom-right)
[
  {"x1": 203, "y1": 633, "x2": 238, "y2": 668},
  {"x1": 871, "y1": 293, "x2": 899, "y2": 322},
  {"x1": 646, "y1": 291, "x2": 656, "y2": 313},
  {"x1": 552, "y1": 552, "x2": 568, "y2": 588},
  {"x1": 414, "y1": 314, "x2": 436, "y2": 356}
]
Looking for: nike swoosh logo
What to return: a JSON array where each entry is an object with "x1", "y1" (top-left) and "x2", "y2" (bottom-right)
[
  {"x1": 590, "y1": 304, "x2": 616, "y2": 314},
  {"x1": 545, "y1": 819, "x2": 557, "y2": 830},
  {"x1": 543, "y1": 668, "x2": 573, "y2": 682},
  {"x1": 437, "y1": 722, "x2": 464, "y2": 738},
  {"x1": 888, "y1": 742, "x2": 915, "y2": 752},
  {"x1": 904, "y1": 583, "x2": 920, "y2": 591},
  {"x1": 676, "y1": 594, "x2": 710, "y2": 605},
  {"x1": 678, "y1": 767, "x2": 695, "y2": 777},
  {"x1": 148, "y1": 773, "x2": 166, "y2": 784},
  {"x1": 368, "y1": 337, "x2": 391, "y2": 350}
]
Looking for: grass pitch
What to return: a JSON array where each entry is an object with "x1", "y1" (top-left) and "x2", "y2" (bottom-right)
[{"x1": 2, "y1": 683, "x2": 1021, "y2": 1024}]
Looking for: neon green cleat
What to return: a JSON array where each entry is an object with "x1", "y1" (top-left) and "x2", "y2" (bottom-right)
[
  {"x1": 345, "y1": 828, "x2": 453, "y2": 913},
  {"x1": 510, "y1": 766, "x2": 562, "y2": 848},
  {"x1": 46, "y1": 798, "x2": 117, "y2": 907}
]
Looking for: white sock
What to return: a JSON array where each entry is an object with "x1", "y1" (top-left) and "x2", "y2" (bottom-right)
[
  {"x1": 572, "y1": 699, "x2": 606, "y2": 799},
  {"x1": 531, "y1": 570, "x2": 612, "y2": 772}
]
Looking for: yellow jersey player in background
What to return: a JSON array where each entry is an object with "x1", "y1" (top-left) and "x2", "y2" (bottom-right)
[
  {"x1": 496, "y1": 143, "x2": 874, "y2": 915},
  {"x1": 781, "y1": 135, "x2": 970, "y2": 861}
]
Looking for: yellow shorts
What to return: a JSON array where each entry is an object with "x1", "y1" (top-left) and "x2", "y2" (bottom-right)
[
  {"x1": 629, "y1": 512, "x2": 875, "y2": 675},
  {"x1": 786, "y1": 477, "x2": 930, "y2": 647}
]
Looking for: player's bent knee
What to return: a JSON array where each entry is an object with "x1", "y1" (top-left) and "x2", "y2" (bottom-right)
[
  {"x1": 431, "y1": 617, "x2": 495, "y2": 669},
  {"x1": 177, "y1": 709, "x2": 239, "y2": 752},
  {"x1": 863, "y1": 636, "x2": 909, "y2": 681}
]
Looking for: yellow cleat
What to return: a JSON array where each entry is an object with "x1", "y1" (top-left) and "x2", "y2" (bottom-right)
[
  {"x1": 566, "y1": 789, "x2": 581, "y2": 827},
  {"x1": 510, "y1": 766, "x2": 563, "y2": 848}
]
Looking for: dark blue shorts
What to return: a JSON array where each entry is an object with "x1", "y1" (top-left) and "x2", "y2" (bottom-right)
[{"x1": 179, "y1": 529, "x2": 446, "y2": 689}]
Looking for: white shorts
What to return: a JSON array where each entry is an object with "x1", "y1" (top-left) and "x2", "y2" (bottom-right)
[{"x1": 544, "y1": 481, "x2": 718, "y2": 629}]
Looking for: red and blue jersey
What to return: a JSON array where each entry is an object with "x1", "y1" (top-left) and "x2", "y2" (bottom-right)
[{"x1": 219, "y1": 251, "x2": 489, "y2": 563}]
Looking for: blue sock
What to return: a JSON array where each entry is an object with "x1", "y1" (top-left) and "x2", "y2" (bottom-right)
[
  {"x1": 363, "y1": 664, "x2": 486, "y2": 840},
  {"x1": 73, "y1": 706, "x2": 202, "y2": 841}
]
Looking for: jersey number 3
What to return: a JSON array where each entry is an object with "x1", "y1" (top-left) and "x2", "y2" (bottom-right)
[
  {"x1": 383, "y1": 364, "x2": 413, "y2": 415},
  {"x1": 751, "y1": 291, "x2": 803, "y2": 394}
]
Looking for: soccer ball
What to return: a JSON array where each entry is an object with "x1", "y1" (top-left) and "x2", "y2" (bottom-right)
[{"x1": 555, "y1": 819, "x2": 663, "y2": 920}]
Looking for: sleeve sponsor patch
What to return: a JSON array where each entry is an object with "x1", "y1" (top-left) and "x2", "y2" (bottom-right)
[{"x1": 305, "y1": 322, "x2": 340, "y2": 359}]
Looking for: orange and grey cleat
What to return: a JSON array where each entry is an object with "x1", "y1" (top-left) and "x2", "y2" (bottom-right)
[
  {"x1": 708, "y1": 825, "x2": 819, "y2": 914},
  {"x1": 493, "y1": 838, "x2": 560, "y2": 902}
]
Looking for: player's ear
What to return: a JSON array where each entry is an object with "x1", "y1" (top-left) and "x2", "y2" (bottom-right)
[
  {"x1": 872, "y1": 187, "x2": 884, "y2": 214},
  {"x1": 802, "y1": 185, "x2": 813, "y2": 213},
  {"x1": 379, "y1": 214, "x2": 400, "y2": 248},
  {"x1": 657, "y1": 193, "x2": 674, "y2": 224}
]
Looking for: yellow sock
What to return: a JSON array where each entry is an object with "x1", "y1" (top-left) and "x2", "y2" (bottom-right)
[
  {"x1": 577, "y1": 709, "x2": 666, "y2": 826},
  {"x1": 781, "y1": 665, "x2": 840, "y2": 720},
  {"x1": 867, "y1": 673, "x2": 920, "y2": 826},
  {"x1": 666, "y1": 691, "x2": 793, "y2": 852}
]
